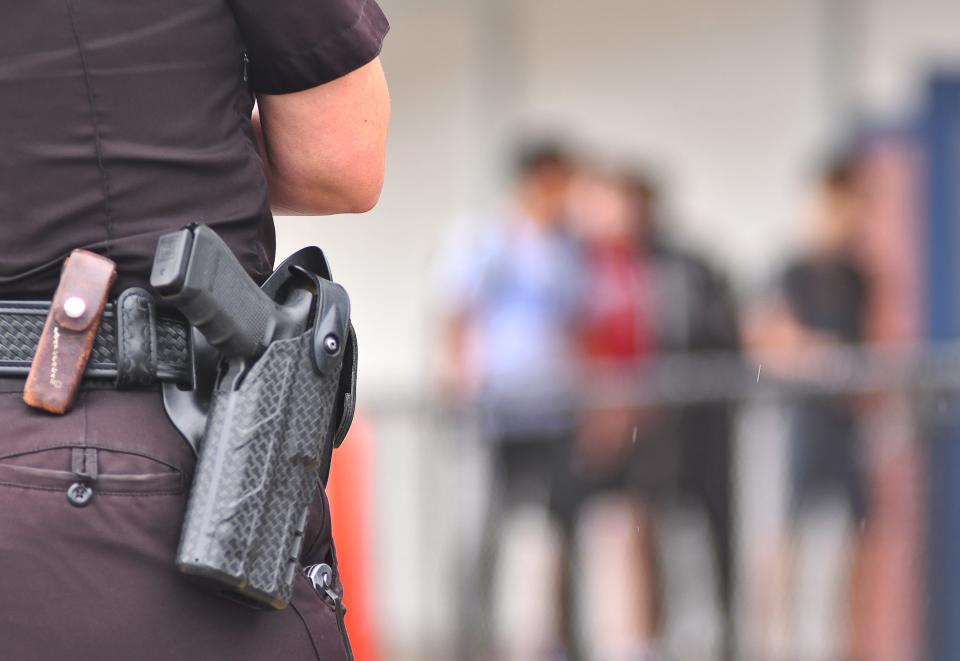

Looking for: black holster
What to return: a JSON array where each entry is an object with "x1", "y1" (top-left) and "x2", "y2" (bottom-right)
[{"x1": 164, "y1": 247, "x2": 358, "y2": 610}]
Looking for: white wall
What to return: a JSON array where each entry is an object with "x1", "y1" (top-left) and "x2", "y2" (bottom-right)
[
  {"x1": 858, "y1": 0, "x2": 960, "y2": 121},
  {"x1": 515, "y1": 0, "x2": 830, "y2": 286}
]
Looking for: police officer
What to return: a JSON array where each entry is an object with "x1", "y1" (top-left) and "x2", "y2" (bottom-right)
[{"x1": 0, "y1": 2, "x2": 389, "y2": 659}]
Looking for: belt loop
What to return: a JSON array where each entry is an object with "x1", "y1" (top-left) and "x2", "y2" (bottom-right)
[
  {"x1": 70, "y1": 448, "x2": 83, "y2": 475},
  {"x1": 84, "y1": 447, "x2": 98, "y2": 481},
  {"x1": 70, "y1": 447, "x2": 98, "y2": 482}
]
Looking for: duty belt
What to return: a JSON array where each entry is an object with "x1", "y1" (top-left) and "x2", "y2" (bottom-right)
[{"x1": 0, "y1": 289, "x2": 191, "y2": 387}]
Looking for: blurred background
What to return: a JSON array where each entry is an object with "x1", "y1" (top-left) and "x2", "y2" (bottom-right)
[{"x1": 277, "y1": 1, "x2": 960, "y2": 659}]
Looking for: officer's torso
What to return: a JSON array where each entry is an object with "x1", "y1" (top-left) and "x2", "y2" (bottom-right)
[{"x1": 0, "y1": 1, "x2": 273, "y2": 297}]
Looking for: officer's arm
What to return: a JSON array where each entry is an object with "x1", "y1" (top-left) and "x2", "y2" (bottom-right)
[{"x1": 253, "y1": 58, "x2": 390, "y2": 215}]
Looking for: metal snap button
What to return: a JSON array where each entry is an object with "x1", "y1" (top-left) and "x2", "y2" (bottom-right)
[
  {"x1": 67, "y1": 482, "x2": 93, "y2": 507},
  {"x1": 323, "y1": 334, "x2": 340, "y2": 355},
  {"x1": 305, "y1": 563, "x2": 339, "y2": 603},
  {"x1": 63, "y1": 296, "x2": 87, "y2": 319}
]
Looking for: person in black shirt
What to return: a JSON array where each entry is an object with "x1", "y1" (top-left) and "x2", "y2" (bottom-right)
[
  {"x1": 746, "y1": 156, "x2": 871, "y2": 660},
  {"x1": 782, "y1": 160, "x2": 870, "y2": 524},
  {"x1": 0, "y1": 2, "x2": 389, "y2": 659}
]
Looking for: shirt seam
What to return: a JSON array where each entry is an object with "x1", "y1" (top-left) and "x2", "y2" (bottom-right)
[{"x1": 65, "y1": 0, "x2": 116, "y2": 259}]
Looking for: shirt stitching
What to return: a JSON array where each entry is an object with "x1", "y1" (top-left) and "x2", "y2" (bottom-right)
[{"x1": 65, "y1": 1, "x2": 116, "y2": 259}]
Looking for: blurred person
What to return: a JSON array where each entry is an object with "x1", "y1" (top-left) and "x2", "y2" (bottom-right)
[
  {"x1": 746, "y1": 155, "x2": 871, "y2": 661},
  {"x1": 627, "y1": 172, "x2": 742, "y2": 661},
  {"x1": 436, "y1": 141, "x2": 581, "y2": 660},
  {"x1": 554, "y1": 165, "x2": 665, "y2": 661},
  {"x1": 553, "y1": 165, "x2": 739, "y2": 661}
]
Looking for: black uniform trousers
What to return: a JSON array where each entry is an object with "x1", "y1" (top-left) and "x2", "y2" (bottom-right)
[{"x1": 0, "y1": 380, "x2": 350, "y2": 661}]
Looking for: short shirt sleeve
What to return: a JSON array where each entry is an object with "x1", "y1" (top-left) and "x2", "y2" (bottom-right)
[{"x1": 229, "y1": 0, "x2": 389, "y2": 95}]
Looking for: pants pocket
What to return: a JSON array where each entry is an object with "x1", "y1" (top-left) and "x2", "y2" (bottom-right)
[{"x1": 0, "y1": 446, "x2": 184, "y2": 496}]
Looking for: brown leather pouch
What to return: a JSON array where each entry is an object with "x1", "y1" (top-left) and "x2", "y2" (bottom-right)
[{"x1": 23, "y1": 250, "x2": 117, "y2": 414}]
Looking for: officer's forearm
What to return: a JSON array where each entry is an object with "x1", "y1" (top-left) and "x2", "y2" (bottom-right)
[
  {"x1": 253, "y1": 58, "x2": 390, "y2": 216},
  {"x1": 251, "y1": 107, "x2": 326, "y2": 215}
]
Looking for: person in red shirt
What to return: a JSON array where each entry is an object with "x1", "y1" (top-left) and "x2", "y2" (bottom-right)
[
  {"x1": 553, "y1": 165, "x2": 667, "y2": 660},
  {"x1": 555, "y1": 164, "x2": 740, "y2": 660}
]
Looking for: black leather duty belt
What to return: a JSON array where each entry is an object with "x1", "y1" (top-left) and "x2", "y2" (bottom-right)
[{"x1": 0, "y1": 288, "x2": 192, "y2": 387}]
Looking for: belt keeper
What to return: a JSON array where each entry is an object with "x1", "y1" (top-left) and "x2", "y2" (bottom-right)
[
  {"x1": 114, "y1": 287, "x2": 159, "y2": 388},
  {"x1": 23, "y1": 249, "x2": 117, "y2": 414}
]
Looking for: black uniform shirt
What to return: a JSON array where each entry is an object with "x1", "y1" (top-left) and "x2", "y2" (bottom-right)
[{"x1": 0, "y1": 0, "x2": 388, "y2": 297}]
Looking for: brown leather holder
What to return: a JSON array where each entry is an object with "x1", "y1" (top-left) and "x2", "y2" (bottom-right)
[{"x1": 23, "y1": 250, "x2": 117, "y2": 414}]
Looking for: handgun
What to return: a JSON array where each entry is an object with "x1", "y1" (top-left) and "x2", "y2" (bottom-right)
[{"x1": 151, "y1": 223, "x2": 313, "y2": 358}]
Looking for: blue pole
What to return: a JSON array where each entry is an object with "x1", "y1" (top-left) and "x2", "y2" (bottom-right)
[{"x1": 924, "y1": 73, "x2": 960, "y2": 661}]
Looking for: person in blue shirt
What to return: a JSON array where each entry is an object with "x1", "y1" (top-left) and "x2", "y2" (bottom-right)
[{"x1": 437, "y1": 142, "x2": 581, "y2": 657}]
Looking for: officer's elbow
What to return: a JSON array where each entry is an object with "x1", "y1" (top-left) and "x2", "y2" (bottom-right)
[
  {"x1": 318, "y1": 177, "x2": 383, "y2": 215},
  {"x1": 325, "y1": 111, "x2": 389, "y2": 213},
  {"x1": 337, "y1": 161, "x2": 385, "y2": 214},
  {"x1": 347, "y1": 183, "x2": 383, "y2": 214},
  {"x1": 271, "y1": 157, "x2": 385, "y2": 215}
]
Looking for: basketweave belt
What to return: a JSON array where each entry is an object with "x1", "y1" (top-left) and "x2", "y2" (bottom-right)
[{"x1": 0, "y1": 290, "x2": 192, "y2": 387}]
